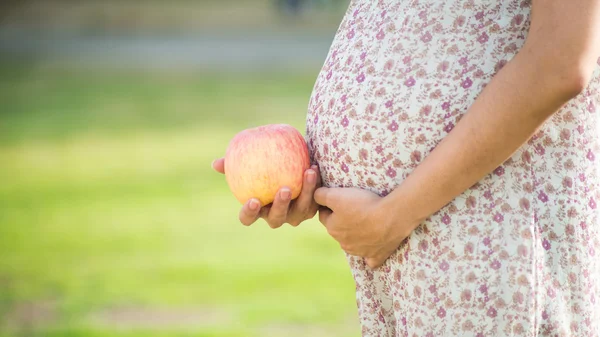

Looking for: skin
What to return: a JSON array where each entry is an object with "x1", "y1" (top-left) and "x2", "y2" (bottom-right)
[
  {"x1": 314, "y1": 0, "x2": 600, "y2": 268},
  {"x1": 214, "y1": 0, "x2": 600, "y2": 268},
  {"x1": 212, "y1": 158, "x2": 321, "y2": 228}
]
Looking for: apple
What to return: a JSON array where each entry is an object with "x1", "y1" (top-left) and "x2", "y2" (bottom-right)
[{"x1": 224, "y1": 124, "x2": 311, "y2": 206}]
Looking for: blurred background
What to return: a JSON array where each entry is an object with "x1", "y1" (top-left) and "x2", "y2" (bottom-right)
[{"x1": 0, "y1": 1, "x2": 359, "y2": 336}]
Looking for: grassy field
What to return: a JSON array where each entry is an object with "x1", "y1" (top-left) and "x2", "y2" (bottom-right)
[{"x1": 0, "y1": 64, "x2": 360, "y2": 337}]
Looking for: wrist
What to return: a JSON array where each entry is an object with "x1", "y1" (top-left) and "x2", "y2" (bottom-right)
[{"x1": 378, "y1": 189, "x2": 423, "y2": 241}]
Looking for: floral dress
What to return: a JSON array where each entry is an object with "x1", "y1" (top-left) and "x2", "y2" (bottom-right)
[{"x1": 305, "y1": 0, "x2": 600, "y2": 335}]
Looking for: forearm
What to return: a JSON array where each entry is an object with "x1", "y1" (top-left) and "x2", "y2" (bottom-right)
[{"x1": 383, "y1": 45, "x2": 587, "y2": 227}]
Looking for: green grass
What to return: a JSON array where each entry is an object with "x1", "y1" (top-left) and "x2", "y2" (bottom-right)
[{"x1": 0, "y1": 65, "x2": 360, "y2": 337}]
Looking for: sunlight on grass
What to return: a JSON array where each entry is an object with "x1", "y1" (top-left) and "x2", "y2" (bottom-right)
[{"x1": 0, "y1": 66, "x2": 359, "y2": 337}]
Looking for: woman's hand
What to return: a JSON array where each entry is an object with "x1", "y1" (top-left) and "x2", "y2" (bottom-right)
[
  {"x1": 212, "y1": 158, "x2": 321, "y2": 228},
  {"x1": 314, "y1": 187, "x2": 420, "y2": 269}
]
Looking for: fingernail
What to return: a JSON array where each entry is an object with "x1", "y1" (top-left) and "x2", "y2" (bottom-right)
[
  {"x1": 249, "y1": 199, "x2": 260, "y2": 211},
  {"x1": 307, "y1": 170, "x2": 316, "y2": 184},
  {"x1": 280, "y1": 188, "x2": 291, "y2": 201},
  {"x1": 311, "y1": 164, "x2": 318, "y2": 171}
]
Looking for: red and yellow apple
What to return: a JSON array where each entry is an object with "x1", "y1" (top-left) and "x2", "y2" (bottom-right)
[{"x1": 224, "y1": 124, "x2": 310, "y2": 205}]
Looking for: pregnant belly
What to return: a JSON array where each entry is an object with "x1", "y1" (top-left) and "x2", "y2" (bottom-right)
[{"x1": 306, "y1": 106, "x2": 437, "y2": 196}]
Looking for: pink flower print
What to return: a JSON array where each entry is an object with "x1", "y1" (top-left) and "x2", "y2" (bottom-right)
[
  {"x1": 386, "y1": 167, "x2": 397, "y2": 178},
  {"x1": 493, "y1": 212, "x2": 504, "y2": 223},
  {"x1": 326, "y1": 70, "x2": 333, "y2": 80},
  {"x1": 534, "y1": 143, "x2": 545, "y2": 155},
  {"x1": 478, "y1": 32, "x2": 489, "y2": 44},
  {"x1": 519, "y1": 198, "x2": 530, "y2": 210},
  {"x1": 459, "y1": 56, "x2": 468, "y2": 65},
  {"x1": 357, "y1": 72, "x2": 365, "y2": 83},
  {"x1": 384, "y1": 59, "x2": 394, "y2": 71},
  {"x1": 385, "y1": 100, "x2": 393, "y2": 108},
  {"x1": 429, "y1": 284, "x2": 437, "y2": 294},
  {"x1": 589, "y1": 198, "x2": 597, "y2": 209},
  {"x1": 403, "y1": 55, "x2": 411, "y2": 65},
  {"x1": 444, "y1": 122, "x2": 455, "y2": 133},
  {"x1": 341, "y1": 116, "x2": 349, "y2": 127},
  {"x1": 419, "y1": 239, "x2": 429, "y2": 251},
  {"x1": 513, "y1": 291, "x2": 524, "y2": 304},
  {"x1": 547, "y1": 287, "x2": 556, "y2": 298},
  {"x1": 347, "y1": 29, "x2": 355, "y2": 39},
  {"x1": 388, "y1": 120, "x2": 399, "y2": 131},
  {"x1": 577, "y1": 124, "x2": 585, "y2": 134},
  {"x1": 479, "y1": 284, "x2": 488, "y2": 293},
  {"x1": 345, "y1": 54, "x2": 353, "y2": 66},
  {"x1": 404, "y1": 76, "x2": 416, "y2": 87},
  {"x1": 563, "y1": 176, "x2": 573, "y2": 188},
  {"x1": 483, "y1": 237, "x2": 491, "y2": 246},
  {"x1": 437, "y1": 307, "x2": 446, "y2": 318},
  {"x1": 587, "y1": 149, "x2": 595, "y2": 161},
  {"x1": 512, "y1": 14, "x2": 524, "y2": 26},
  {"x1": 441, "y1": 213, "x2": 451, "y2": 225},
  {"x1": 542, "y1": 310, "x2": 548, "y2": 320},
  {"x1": 476, "y1": 333, "x2": 484, "y2": 337},
  {"x1": 484, "y1": 190, "x2": 493, "y2": 200},
  {"x1": 542, "y1": 239, "x2": 551, "y2": 251},
  {"x1": 341, "y1": 162, "x2": 349, "y2": 173},
  {"x1": 376, "y1": 29, "x2": 385, "y2": 40},
  {"x1": 491, "y1": 259, "x2": 501, "y2": 270},
  {"x1": 475, "y1": 11, "x2": 484, "y2": 20},
  {"x1": 494, "y1": 166, "x2": 504, "y2": 176},
  {"x1": 487, "y1": 307, "x2": 497, "y2": 318},
  {"x1": 375, "y1": 145, "x2": 384, "y2": 154},
  {"x1": 439, "y1": 260, "x2": 449, "y2": 271},
  {"x1": 421, "y1": 31, "x2": 432, "y2": 43},
  {"x1": 581, "y1": 221, "x2": 587, "y2": 230},
  {"x1": 588, "y1": 102, "x2": 595, "y2": 113},
  {"x1": 340, "y1": 94, "x2": 347, "y2": 103},
  {"x1": 360, "y1": 51, "x2": 367, "y2": 61},
  {"x1": 462, "y1": 77, "x2": 473, "y2": 88},
  {"x1": 442, "y1": 101, "x2": 450, "y2": 110},
  {"x1": 538, "y1": 191, "x2": 549, "y2": 203}
]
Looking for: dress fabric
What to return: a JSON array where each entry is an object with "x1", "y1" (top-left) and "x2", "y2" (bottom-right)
[{"x1": 305, "y1": 0, "x2": 600, "y2": 336}]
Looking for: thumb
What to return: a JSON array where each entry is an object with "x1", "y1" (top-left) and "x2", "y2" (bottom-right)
[
  {"x1": 212, "y1": 158, "x2": 225, "y2": 174},
  {"x1": 313, "y1": 187, "x2": 341, "y2": 210}
]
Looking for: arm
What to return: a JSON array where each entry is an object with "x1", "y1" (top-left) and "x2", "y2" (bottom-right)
[
  {"x1": 314, "y1": 0, "x2": 600, "y2": 268},
  {"x1": 382, "y1": 0, "x2": 600, "y2": 230}
]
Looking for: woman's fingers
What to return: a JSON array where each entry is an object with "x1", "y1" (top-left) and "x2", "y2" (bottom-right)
[
  {"x1": 263, "y1": 187, "x2": 292, "y2": 228},
  {"x1": 212, "y1": 158, "x2": 225, "y2": 174},
  {"x1": 288, "y1": 166, "x2": 320, "y2": 226},
  {"x1": 318, "y1": 206, "x2": 333, "y2": 226},
  {"x1": 365, "y1": 257, "x2": 385, "y2": 269},
  {"x1": 238, "y1": 198, "x2": 261, "y2": 226}
]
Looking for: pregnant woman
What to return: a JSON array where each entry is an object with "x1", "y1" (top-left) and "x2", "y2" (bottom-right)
[{"x1": 213, "y1": 0, "x2": 600, "y2": 335}]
